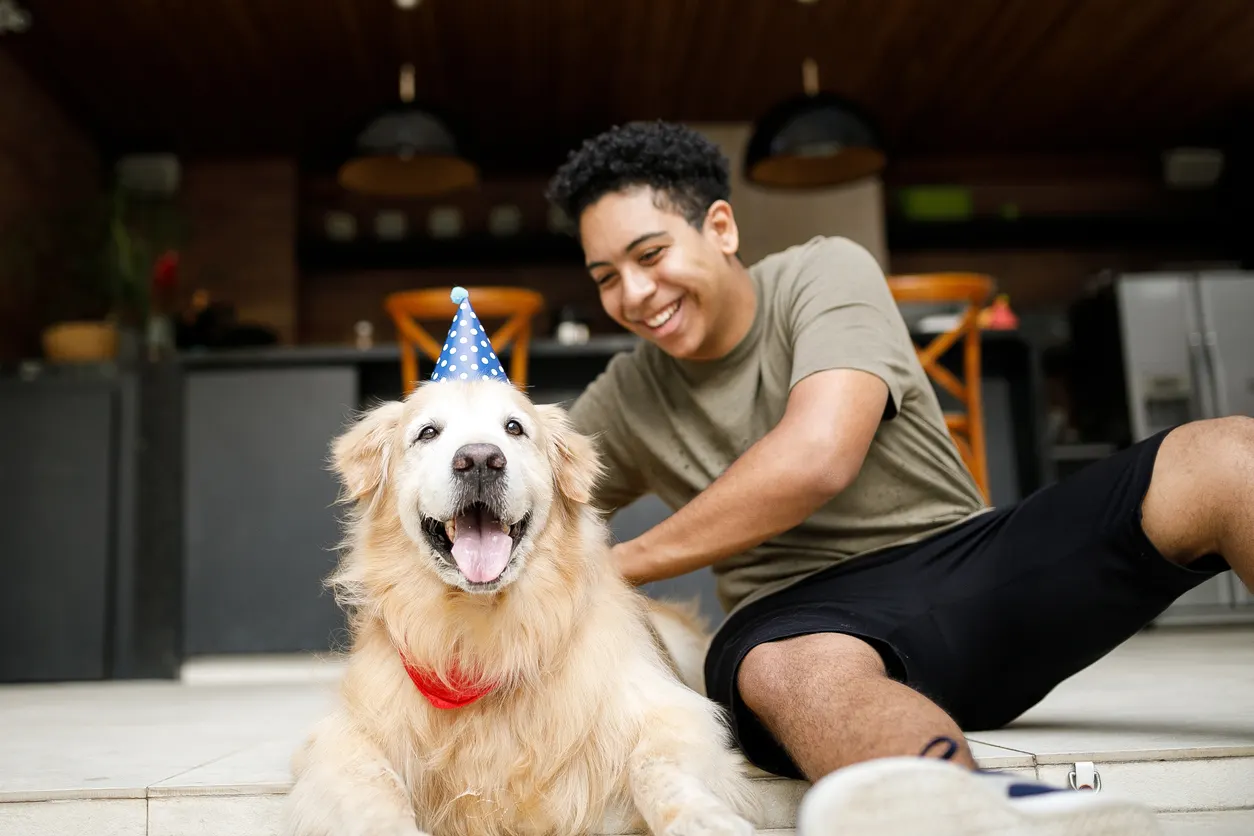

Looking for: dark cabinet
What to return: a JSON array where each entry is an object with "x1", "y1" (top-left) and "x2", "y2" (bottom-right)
[
  {"x1": 182, "y1": 366, "x2": 357, "y2": 655},
  {"x1": 0, "y1": 378, "x2": 117, "y2": 682}
]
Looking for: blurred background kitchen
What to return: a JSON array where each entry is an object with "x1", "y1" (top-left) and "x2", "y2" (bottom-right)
[{"x1": 2, "y1": 0, "x2": 1252, "y2": 685}]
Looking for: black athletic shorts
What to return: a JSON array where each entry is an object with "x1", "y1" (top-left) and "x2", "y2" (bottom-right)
[{"x1": 704, "y1": 426, "x2": 1231, "y2": 780}]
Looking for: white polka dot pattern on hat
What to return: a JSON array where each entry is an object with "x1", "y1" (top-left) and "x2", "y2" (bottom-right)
[{"x1": 427, "y1": 286, "x2": 510, "y2": 384}]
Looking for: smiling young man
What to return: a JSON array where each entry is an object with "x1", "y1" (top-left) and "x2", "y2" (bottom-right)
[{"x1": 546, "y1": 121, "x2": 1254, "y2": 835}]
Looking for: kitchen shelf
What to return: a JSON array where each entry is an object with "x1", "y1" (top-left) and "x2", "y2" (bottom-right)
[
  {"x1": 297, "y1": 233, "x2": 584, "y2": 272},
  {"x1": 886, "y1": 213, "x2": 1244, "y2": 254}
]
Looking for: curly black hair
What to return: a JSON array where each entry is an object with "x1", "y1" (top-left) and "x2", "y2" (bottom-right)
[{"x1": 545, "y1": 121, "x2": 731, "y2": 230}]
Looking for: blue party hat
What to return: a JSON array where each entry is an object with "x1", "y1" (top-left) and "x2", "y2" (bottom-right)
[{"x1": 430, "y1": 287, "x2": 508, "y2": 384}]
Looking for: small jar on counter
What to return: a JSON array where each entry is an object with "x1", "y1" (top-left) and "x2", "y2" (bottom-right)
[{"x1": 354, "y1": 320, "x2": 374, "y2": 350}]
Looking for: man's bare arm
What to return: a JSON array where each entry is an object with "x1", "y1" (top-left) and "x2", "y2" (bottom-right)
[{"x1": 612, "y1": 368, "x2": 889, "y2": 584}]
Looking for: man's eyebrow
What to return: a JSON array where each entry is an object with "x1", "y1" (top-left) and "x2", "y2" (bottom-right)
[{"x1": 585, "y1": 231, "x2": 666, "y2": 270}]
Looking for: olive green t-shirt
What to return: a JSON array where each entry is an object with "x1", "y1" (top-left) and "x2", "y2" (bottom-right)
[{"x1": 567, "y1": 235, "x2": 987, "y2": 617}]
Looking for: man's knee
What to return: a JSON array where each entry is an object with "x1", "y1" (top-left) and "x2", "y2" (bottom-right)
[
  {"x1": 1145, "y1": 416, "x2": 1254, "y2": 562},
  {"x1": 1193, "y1": 415, "x2": 1254, "y2": 463},
  {"x1": 737, "y1": 632, "x2": 887, "y2": 719}
]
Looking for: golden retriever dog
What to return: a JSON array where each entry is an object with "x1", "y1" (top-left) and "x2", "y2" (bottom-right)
[{"x1": 285, "y1": 380, "x2": 761, "y2": 836}]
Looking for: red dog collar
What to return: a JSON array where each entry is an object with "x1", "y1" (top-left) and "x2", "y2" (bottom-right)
[{"x1": 400, "y1": 655, "x2": 498, "y2": 710}]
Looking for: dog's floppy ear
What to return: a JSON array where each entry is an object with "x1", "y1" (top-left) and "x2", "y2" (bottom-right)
[
  {"x1": 537, "y1": 404, "x2": 602, "y2": 505},
  {"x1": 331, "y1": 400, "x2": 406, "y2": 503}
]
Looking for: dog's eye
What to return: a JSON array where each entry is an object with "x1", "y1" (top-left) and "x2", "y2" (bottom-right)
[
  {"x1": 505, "y1": 419, "x2": 524, "y2": 437},
  {"x1": 416, "y1": 425, "x2": 440, "y2": 443}
]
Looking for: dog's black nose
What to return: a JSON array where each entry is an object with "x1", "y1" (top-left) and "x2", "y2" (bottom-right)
[{"x1": 452, "y1": 443, "x2": 507, "y2": 479}]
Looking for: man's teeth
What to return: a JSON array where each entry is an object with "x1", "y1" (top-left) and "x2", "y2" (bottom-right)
[{"x1": 646, "y1": 300, "x2": 680, "y2": 328}]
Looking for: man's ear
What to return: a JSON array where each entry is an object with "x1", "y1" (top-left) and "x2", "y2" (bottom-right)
[
  {"x1": 536, "y1": 404, "x2": 603, "y2": 505},
  {"x1": 704, "y1": 199, "x2": 740, "y2": 257},
  {"x1": 330, "y1": 400, "x2": 406, "y2": 504}
]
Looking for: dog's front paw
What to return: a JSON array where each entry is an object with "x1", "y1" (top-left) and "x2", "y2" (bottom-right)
[{"x1": 660, "y1": 806, "x2": 755, "y2": 836}]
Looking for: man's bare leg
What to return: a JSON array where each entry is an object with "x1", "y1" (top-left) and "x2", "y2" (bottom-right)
[
  {"x1": 737, "y1": 632, "x2": 975, "y2": 780},
  {"x1": 738, "y1": 417, "x2": 1254, "y2": 786},
  {"x1": 1142, "y1": 416, "x2": 1254, "y2": 587}
]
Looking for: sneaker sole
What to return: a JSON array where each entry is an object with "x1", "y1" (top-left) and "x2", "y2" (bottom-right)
[{"x1": 796, "y1": 758, "x2": 1163, "y2": 836}]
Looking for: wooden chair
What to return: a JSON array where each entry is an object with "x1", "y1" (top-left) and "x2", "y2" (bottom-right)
[
  {"x1": 384, "y1": 287, "x2": 545, "y2": 396},
  {"x1": 886, "y1": 273, "x2": 996, "y2": 502}
]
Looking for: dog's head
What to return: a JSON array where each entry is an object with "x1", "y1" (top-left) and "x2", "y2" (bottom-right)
[{"x1": 331, "y1": 381, "x2": 601, "y2": 594}]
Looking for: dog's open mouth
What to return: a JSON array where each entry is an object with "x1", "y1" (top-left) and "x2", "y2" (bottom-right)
[{"x1": 422, "y1": 503, "x2": 530, "y2": 586}]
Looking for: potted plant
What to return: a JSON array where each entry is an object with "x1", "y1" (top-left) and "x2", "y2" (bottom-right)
[
  {"x1": 2, "y1": 181, "x2": 187, "y2": 363},
  {"x1": 97, "y1": 183, "x2": 186, "y2": 361}
]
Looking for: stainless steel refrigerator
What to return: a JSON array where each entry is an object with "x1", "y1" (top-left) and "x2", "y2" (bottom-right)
[{"x1": 1112, "y1": 270, "x2": 1254, "y2": 624}]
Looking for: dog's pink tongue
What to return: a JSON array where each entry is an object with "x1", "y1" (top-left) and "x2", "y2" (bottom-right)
[{"x1": 451, "y1": 509, "x2": 511, "y2": 584}]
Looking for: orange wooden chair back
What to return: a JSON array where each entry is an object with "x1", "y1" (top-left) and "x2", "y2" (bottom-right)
[
  {"x1": 887, "y1": 273, "x2": 995, "y2": 502},
  {"x1": 384, "y1": 287, "x2": 545, "y2": 396}
]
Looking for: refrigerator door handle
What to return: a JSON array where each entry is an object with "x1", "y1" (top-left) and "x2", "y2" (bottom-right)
[
  {"x1": 1187, "y1": 331, "x2": 1217, "y2": 420},
  {"x1": 1202, "y1": 330, "x2": 1230, "y2": 417}
]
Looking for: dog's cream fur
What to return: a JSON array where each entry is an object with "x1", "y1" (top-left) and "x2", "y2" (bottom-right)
[{"x1": 285, "y1": 381, "x2": 761, "y2": 836}]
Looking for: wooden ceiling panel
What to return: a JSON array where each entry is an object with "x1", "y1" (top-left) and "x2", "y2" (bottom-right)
[{"x1": 3, "y1": 0, "x2": 1252, "y2": 173}]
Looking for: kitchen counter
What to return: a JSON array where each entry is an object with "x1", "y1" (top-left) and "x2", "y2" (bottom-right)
[
  {"x1": 3, "y1": 330, "x2": 1029, "y2": 378},
  {"x1": 175, "y1": 334, "x2": 642, "y2": 369},
  {"x1": 173, "y1": 330, "x2": 1027, "y2": 368}
]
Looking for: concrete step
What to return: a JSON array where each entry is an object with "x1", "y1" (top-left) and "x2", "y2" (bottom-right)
[{"x1": 4, "y1": 791, "x2": 1253, "y2": 835}]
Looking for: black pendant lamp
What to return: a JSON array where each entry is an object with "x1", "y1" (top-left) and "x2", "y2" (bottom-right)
[
  {"x1": 745, "y1": 58, "x2": 885, "y2": 189},
  {"x1": 337, "y1": 63, "x2": 478, "y2": 197}
]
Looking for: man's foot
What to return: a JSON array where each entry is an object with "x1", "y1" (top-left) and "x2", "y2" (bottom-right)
[{"x1": 796, "y1": 736, "x2": 1162, "y2": 835}]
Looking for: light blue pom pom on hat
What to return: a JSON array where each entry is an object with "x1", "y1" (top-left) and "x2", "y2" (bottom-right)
[{"x1": 430, "y1": 287, "x2": 508, "y2": 384}]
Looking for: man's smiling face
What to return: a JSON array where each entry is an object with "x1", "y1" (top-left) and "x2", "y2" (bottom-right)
[{"x1": 578, "y1": 186, "x2": 742, "y2": 361}]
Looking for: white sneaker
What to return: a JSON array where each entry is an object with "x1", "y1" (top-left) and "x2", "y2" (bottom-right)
[{"x1": 796, "y1": 754, "x2": 1162, "y2": 836}]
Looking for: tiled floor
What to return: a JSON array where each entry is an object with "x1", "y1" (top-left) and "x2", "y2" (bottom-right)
[
  {"x1": 969, "y1": 626, "x2": 1254, "y2": 816},
  {"x1": 0, "y1": 626, "x2": 1250, "y2": 835}
]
